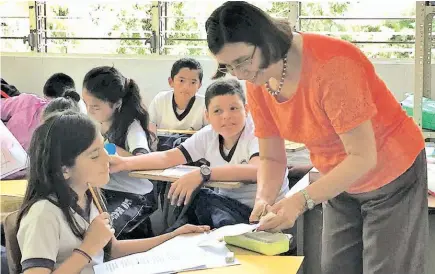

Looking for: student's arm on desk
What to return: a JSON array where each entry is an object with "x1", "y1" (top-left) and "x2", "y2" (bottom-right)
[
  {"x1": 109, "y1": 148, "x2": 187, "y2": 173},
  {"x1": 249, "y1": 136, "x2": 288, "y2": 223},
  {"x1": 110, "y1": 224, "x2": 210, "y2": 259},
  {"x1": 169, "y1": 156, "x2": 260, "y2": 206}
]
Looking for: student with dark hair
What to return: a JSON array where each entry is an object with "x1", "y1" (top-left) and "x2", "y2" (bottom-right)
[
  {"x1": 43, "y1": 73, "x2": 76, "y2": 98},
  {"x1": 16, "y1": 111, "x2": 209, "y2": 274},
  {"x1": 148, "y1": 58, "x2": 207, "y2": 131},
  {"x1": 1, "y1": 72, "x2": 81, "y2": 151},
  {"x1": 206, "y1": 2, "x2": 428, "y2": 274},
  {"x1": 109, "y1": 79, "x2": 289, "y2": 228},
  {"x1": 1, "y1": 78, "x2": 21, "y2": 98},
  {"x1": 82, "y1": 66, "x2": 158, "y2": 238},
  {"x1": 42, "y1": 97, "x2": 81, "y2": 121}
]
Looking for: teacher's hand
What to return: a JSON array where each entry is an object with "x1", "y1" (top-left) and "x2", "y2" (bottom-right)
[
  {"x1": 249, "y1": 199, "x2": 272, "y2": 224},
  {"x1": 257, "y1": 193, "x2": 306, "y2": 231}
]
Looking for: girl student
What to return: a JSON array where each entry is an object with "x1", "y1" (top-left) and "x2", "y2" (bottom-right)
[
  {"x1": 81, "y1": 66, "x2": 158, "y2": 238},
  {"x1": 16, "y1": 111, "x2": 209, "y2": 274}
]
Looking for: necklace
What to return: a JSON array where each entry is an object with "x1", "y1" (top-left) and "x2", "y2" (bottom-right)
[{"x1": 265, "y1": 54, "x2": 288, "y2": 96}]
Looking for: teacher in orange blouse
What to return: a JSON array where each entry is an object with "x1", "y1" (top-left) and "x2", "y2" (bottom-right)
[{"x1": 205, "y1": 2, "x2": 428, "y2": 274}]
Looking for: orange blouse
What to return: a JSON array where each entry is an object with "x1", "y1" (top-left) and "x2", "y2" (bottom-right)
[{"x1": 247, "y1": 33, "x2": 425, "y2": 193}]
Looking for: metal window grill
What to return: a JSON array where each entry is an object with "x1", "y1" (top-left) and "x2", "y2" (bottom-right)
[
  {"x1": 1, "y1": 1, "x2": 432, "y2": 59},
  {"x1": 0, "y1": 1, "x2": 31, "y2": 52}
]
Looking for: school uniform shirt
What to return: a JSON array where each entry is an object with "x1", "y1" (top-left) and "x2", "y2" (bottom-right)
[
  {"x1": 17, "y1": 199, "x2": 104, "y2": 274},
  {"x1": 178, "y1": 117, "x2": 289, "y2": 208},
  {"x1": 78, "y1": 99, "x2": 87, "y2": 114},
  {"x1": 148, "y1": 90, "x2": 206, "y2": 131},
  {"x1": 103, "y1": 120, "x2": 154, "y2": 195}
]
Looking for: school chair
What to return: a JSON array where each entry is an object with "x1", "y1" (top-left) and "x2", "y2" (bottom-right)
[{"x1": 4, "y1": 211, "x2": 22, "y2": 274}]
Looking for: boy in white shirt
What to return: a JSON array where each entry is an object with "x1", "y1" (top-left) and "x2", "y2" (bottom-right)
[
  {"x1": 148, "y1": 58, "x2": 207, "y2": 131},
  {"x1": 110, "y1": 79, "x2": 289, "y2": 228}
]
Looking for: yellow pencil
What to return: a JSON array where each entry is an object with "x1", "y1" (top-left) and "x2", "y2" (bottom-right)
[{"x1": 87, "y1": 183, "x2": 104, "y2": 214}]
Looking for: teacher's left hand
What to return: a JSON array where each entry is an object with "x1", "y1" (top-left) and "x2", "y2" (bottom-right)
[{"x1": 257, "y1": 193, "x2": 306, "y2": 232}]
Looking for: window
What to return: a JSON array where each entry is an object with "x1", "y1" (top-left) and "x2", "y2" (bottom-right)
[
  {"x1": 1, "y1": 1, "x2": 432, "y2": 59},
  {"x1": 0, "y1": 2, "x2": 31, "y2": 52},
  {"x1": 299, "y1": 2, "x2": 416, "y2": 59},
  {"x1": 159, "y1": 1, "x2": 294, "y2": 55},
  {"x1": 42, "y1": 2, "x2": 154, "y2": 54}
]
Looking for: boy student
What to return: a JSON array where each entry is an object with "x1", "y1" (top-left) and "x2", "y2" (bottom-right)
[
  {"x1": 110, "y1": 79, "x2": 290, "y2": 228},
  {"x1": 1, "y1": 73, "x2": 80, "y2": 151},
  {"x1": 148, "y1": 58, "x2": 207, "y2": 131}
]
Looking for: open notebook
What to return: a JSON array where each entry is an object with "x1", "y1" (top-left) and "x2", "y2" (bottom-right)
[
  {"x1": 1, "y1": 121, "x2": 28, "y2": 179},
  {"x1": 92, "y1": 224, "x2": 262, "y2": 274}
]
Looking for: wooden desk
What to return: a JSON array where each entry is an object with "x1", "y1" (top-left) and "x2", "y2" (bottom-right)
[
  {"x1": 130, "y1": 166, "x2": 244, "y2": 189},
  {"x1": 285, "y1": 141, "x2": 306, "y2": 152},
  {"x1": 1, "y1": 180, "x2": 27, "y2": 221},
  {"x1": 1, "y1": 180, "x2": 27, "y2": 196},
  {"x1": 157, "y1": 129, "x2": 197, "y2": 135},
  {"x1": 185, "y1": 244, "x2": 303, "y2": 274},
  {"x1": 187, "y1": 255, "x2": 303, "y2": 274},
  {"x1": 429, "y1": 195, "x2": 435, "y2": 209}
]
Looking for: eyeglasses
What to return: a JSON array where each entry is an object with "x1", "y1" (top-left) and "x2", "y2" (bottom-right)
[{"x1": 217, "y1": 46, "x2": 257, "y2": 75}]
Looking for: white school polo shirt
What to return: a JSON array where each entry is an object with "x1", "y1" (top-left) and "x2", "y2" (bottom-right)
[
  {"x1": 178, "y1": 117, "x2": 289, "y2": 208},
  {"x1": 104, "y1": 120, "x2": 154, "y2": 195},
  {"x1": 148, "y1": 90, "x2": 206, "y2": 131},
  {"x1": 17, "y1": 199, "x2": 104, "y2": 274}
]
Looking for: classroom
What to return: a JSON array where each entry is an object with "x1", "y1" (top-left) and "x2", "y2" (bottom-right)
[{"x1": 1, "y1": 1, "x2": 435, "y2": 274}]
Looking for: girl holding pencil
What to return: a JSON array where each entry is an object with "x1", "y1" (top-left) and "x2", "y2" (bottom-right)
[{"x1": 16, "y1": 111, "x2": 209, "y2": 274}]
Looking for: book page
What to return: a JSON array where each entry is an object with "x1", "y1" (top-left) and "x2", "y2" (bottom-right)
[{"x1": 1, "y1": 121, "x2": 28, "y2": 178}]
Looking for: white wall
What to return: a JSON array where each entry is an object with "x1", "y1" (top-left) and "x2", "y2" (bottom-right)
[{"x1": 1, "y1": 53, "x2": 434, "y2": 105}]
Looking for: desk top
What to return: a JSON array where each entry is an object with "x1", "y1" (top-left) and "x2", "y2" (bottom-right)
[
  {"x1": 285, "y1": 140, "x2": 306, "y2": 152},
  {"x1": 1, "y1": 180, "x2": 27, "y2": 221},
  {"x1": 157, "y1": 129, "x2": 306, "y2": 153},
  {"x1": 157, "y1": 129, "x2": 197, "y2": 135},
  {"x1": 185, "y1": 254, "x2": 303, "y2": 274},
  {"x1": 429, "y1": 195, "x2": 435, "y2": 209},
  {"x1": 1, "y1": 180, "x2": 27, "y2": 196},
  {"x1": 130, "y1": 166, "x2": 244, "y2": 189}
]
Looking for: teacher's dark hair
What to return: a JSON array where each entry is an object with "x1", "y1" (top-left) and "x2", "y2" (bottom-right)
[{"x1": 206, "y1": 1, "x2": 293, "y2": 79}]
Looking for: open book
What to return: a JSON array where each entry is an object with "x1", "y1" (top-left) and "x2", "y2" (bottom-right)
[{"x1": 1, "y1": 121, "x2": 28, "y2": 179}]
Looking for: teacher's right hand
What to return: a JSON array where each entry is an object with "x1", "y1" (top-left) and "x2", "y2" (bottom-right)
[{"x1": 249, "y1": 199, "x2": 272, "y2": 224}]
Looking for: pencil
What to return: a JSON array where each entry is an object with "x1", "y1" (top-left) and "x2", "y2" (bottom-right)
[{"x1": 87, "y1": 183, "x2": 104, "y2": 214}]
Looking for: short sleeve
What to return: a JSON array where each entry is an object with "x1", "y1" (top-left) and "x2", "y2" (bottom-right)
[
  {"x1": 178, "y1": 128, "x2": 207, "y2": 163},
  {"x1": 320, "y1": 57, "x2": 377, "y2": 134},
  {"x1": 126, "y1": 120, "x2": 151, "y2": 155},
  {"x1": 246, "y1": 82, "x2": 280, "y2": 138},
  {"x1": 148, "y1": 97, "x2": 159, "y2": 126},
  {"x1": 17, "y1": 211, "x2": 60, "y2": 271}
]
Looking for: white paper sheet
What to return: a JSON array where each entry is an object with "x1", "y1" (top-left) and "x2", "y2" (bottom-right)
[
  {"x1": 198, "y1": 223, "x2": 259, "y2": 246},
  {"x1": 94, "y1": 230, "x2": 242, "y2": 274},
  {"x1": 0, "y1": 121, "x2": 28, "y2": 178},
  {"x1": 93, "y1": 244, "x2": 206, "y2": 274},
  {"x1": 160, "y1": 165, "x2": 198, "y2": 178}
]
